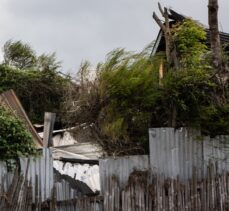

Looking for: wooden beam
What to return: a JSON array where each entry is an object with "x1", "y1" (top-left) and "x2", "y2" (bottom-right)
[
  {"x1": 43, "y1": 112, "x2": 56, "y2": 147},
  {"x1": 159, "y1": 61, "x2": 164, "y2": 85}
]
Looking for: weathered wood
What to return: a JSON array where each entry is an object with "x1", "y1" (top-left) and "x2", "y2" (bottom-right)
[
  {"x1": 43, "y1": 112, "x2": 56, "y2": 148},
  {"x1": 159, "y1": 61, "x2": 164, "y2": 86},
  {"x1": 153, "y1": 4, "x2": 179, "y2": 69},
  {"x1": 0, "y1": 158, "x2": 228, "y2": 211},
  {"x1": 101, "y1": 165, "x2": 229, "y2": 211}
]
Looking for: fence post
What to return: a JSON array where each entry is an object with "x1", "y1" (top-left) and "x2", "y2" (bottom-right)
[{"x1": 43, "y1": 112, "x2": 56, "y2": 147}]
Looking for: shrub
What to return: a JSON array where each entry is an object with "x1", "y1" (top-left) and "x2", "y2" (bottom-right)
[
  {"x1": 0, "y1": 65, "x2": 70, "y2": 123},
  {"x1": 0, "y1": 106, "x2": 37, "y2": 160},
  {"x1": 62, "y1": 19, "x2": 228, "y2": 155}
]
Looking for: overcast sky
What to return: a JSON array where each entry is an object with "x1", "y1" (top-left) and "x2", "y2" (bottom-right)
[{"x1": 0, "y1": 0, "x2": 228, "y2": 74}]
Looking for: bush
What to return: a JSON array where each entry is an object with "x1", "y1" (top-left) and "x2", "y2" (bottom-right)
[
  {"x1": 0, "y1": 40, "x2": 72, "y2": 124},
  {"x1": 63, "y1": 19, "x2": 229, "y2": 155},
  {"x1": 0, "y1": 64, "x2": 70, "y2": 123},
  {"x1": 63, "y1": 48, "x2": 228, "y2": 155},
  {"x1": 98, "y1": 50, "x2": 160, "y2": 152},
  {"x1": 0, "y1": 106, "x2": 37, "y2": 160}
]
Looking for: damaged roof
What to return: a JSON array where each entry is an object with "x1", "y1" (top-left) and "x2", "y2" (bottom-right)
[
  {"x1": 0, "y1": 89, "x2": 43, "y2": 148},
  {"x1": 151, "y1": 9, "x2": 229, "y2": 56},
  {"x1": 51, "y1": 142, "x2": 104, "y2": 160}
]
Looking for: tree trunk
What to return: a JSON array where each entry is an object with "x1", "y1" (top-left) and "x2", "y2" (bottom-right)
[
  {"x1": 208, "y1": 0, "x2": 229, "y2": 103},
  {"x1": 153, "y1": 3, "x2": 179, "y2": 69},
  {"x1": 208, "y1": 0, "x2": 222, "y2": 70}
]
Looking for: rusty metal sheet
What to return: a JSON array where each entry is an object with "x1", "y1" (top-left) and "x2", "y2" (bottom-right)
[{"x1": 0, "y1": 89, "x2": 43, "y2": 148}]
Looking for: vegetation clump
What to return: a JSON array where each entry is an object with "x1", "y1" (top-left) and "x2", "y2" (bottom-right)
[
  {"x1": 0, "y1": 20, "x2": 227, "y2": 157},
  {"x1": 173, "y1": 19, "x2": 208, "y2": 68},
  {"x1": 0, "y1": 106, "x2": 37, "y2": 160},
  {"x1": 0, "y1": 40, "x2": 72, "y2": 123},
  {"x1": 63, "y1": 19, "x2": 228, "y2": 155}
]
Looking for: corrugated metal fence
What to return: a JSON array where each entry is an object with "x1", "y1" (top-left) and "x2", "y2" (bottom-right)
[
  {"x1": 0, "y1": 148, "x2": 54, "y2": 204},
  {"x1": 0, "y1": 127, "x2": 228, "y2": 210},
  {"x1": 0, "y1": 148, "x2": 103, "y2": 210},
  {"x1": 20, "y1": 148, "x2": 54, "y2": 203},
  {"x1": 99, "y1": 155, "x2": 149, "y2": 194},
  {"x1": 0, "y1": 162, "x2": 14, "y2": 194},
  {"x1": 100, "y1": 164, "x2": 229, "y2": 211},
  {"x1": 149, "y1": 128, "x2": 229, "y2": 180}
]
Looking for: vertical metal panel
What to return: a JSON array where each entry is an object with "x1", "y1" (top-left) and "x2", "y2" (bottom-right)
[
  {"x1": 19, "y1": 148, "x2": 54, "y2": 202},
  {"x1": 99, "y1": 155, "x2": 149, "y2": 194},
  {"x1": 0, "y1": 148, "x2": 104, "y2": 209},
  {"x1": 149, "y1": 128, "x2": 229, "y2": 180},
  {"x1": 43, "y1": 112, "x2": 56, "y2": 147},
  {"x1": 203, "y1": 135, "x2": 229, "y2": 172},
  {"x1": 0, "y1": 162, "x2": 13, "y2": 193},
  {"x1": 0, "y1": 150, "x2": 54, "y2": 203}
]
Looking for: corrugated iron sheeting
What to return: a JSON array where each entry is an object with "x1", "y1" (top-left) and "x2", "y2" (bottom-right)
[
  {"x1": 0, "y1": 89, "x2": 43, "y2": 148},
  {"x1": 20, "y1": 148, "x2": 54, "y2": 203},
  {"x1": 52, "y1": 142, "x2": 103, "y2": 160},
  {"x1": 149, "y1": 128, "x2": 229, "y2": 180},
  {"x1": 99, "y1": 155, "x2": 149, "y2": 194},
  {"x1": 0, "y1": 162, "x2": 14, "y2": 193},
  {"x1": 53, "y1": 160, "x2": 100, "y2": 192},
  {"x1": 0, "y1": 148, "x2": 53, "y2": 203}
]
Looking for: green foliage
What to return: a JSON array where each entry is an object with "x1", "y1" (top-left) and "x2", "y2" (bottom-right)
[
  {"x1": 159, "y1": 68, "x2": 216, "y2": 128},
  {"x1": 0, "y1": 106, "x2": 37, "y2": 160},
  {"x1": 37, "y1": 53, "x2": 61, "y2": 72},
  {"x1": 64, "y1": 47, "x2": 228, "y2": 155},
  {"x1": 97, "y1": 49, "x2": 228, "y2": 152},
  {"x1": 3, "y1": 40, "x2": 37, "y2": 69},
  {"x1": 61, "y1": 19, "x2": 229, "y2": 155},
  {"x1": 173, "y1": 19, "x2": 208, "y2": 68},
  {"x1": 98, "y1": 49, "x2": 160, "y2": 150},
  {"x1": 0, "y1": 40, "x2": 72, "y2": 124},
  {"x1": 200, "y1": 104, "x2": 229, "y2": 136},
  {"x1": 3, "y1": 40, "x2": 62, "y2": 72},
  {"x1": 0, "y1": 65, "x2": 70, "y2": 123}
]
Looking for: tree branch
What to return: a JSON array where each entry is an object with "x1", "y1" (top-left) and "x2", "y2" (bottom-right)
[
  {"x1": 164, "y1": 7, "x2": 170, "y2": 30},
  {"x1": 153, "y1": 12, "x2": 166, "y2": 32},
  {"x1": 158, "y1": 2, "x2": 164, "y2": 17}
]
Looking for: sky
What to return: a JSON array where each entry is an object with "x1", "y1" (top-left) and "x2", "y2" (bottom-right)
[{"x1": 0, "y1": 0, "x2": 228, "y2": 74}]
